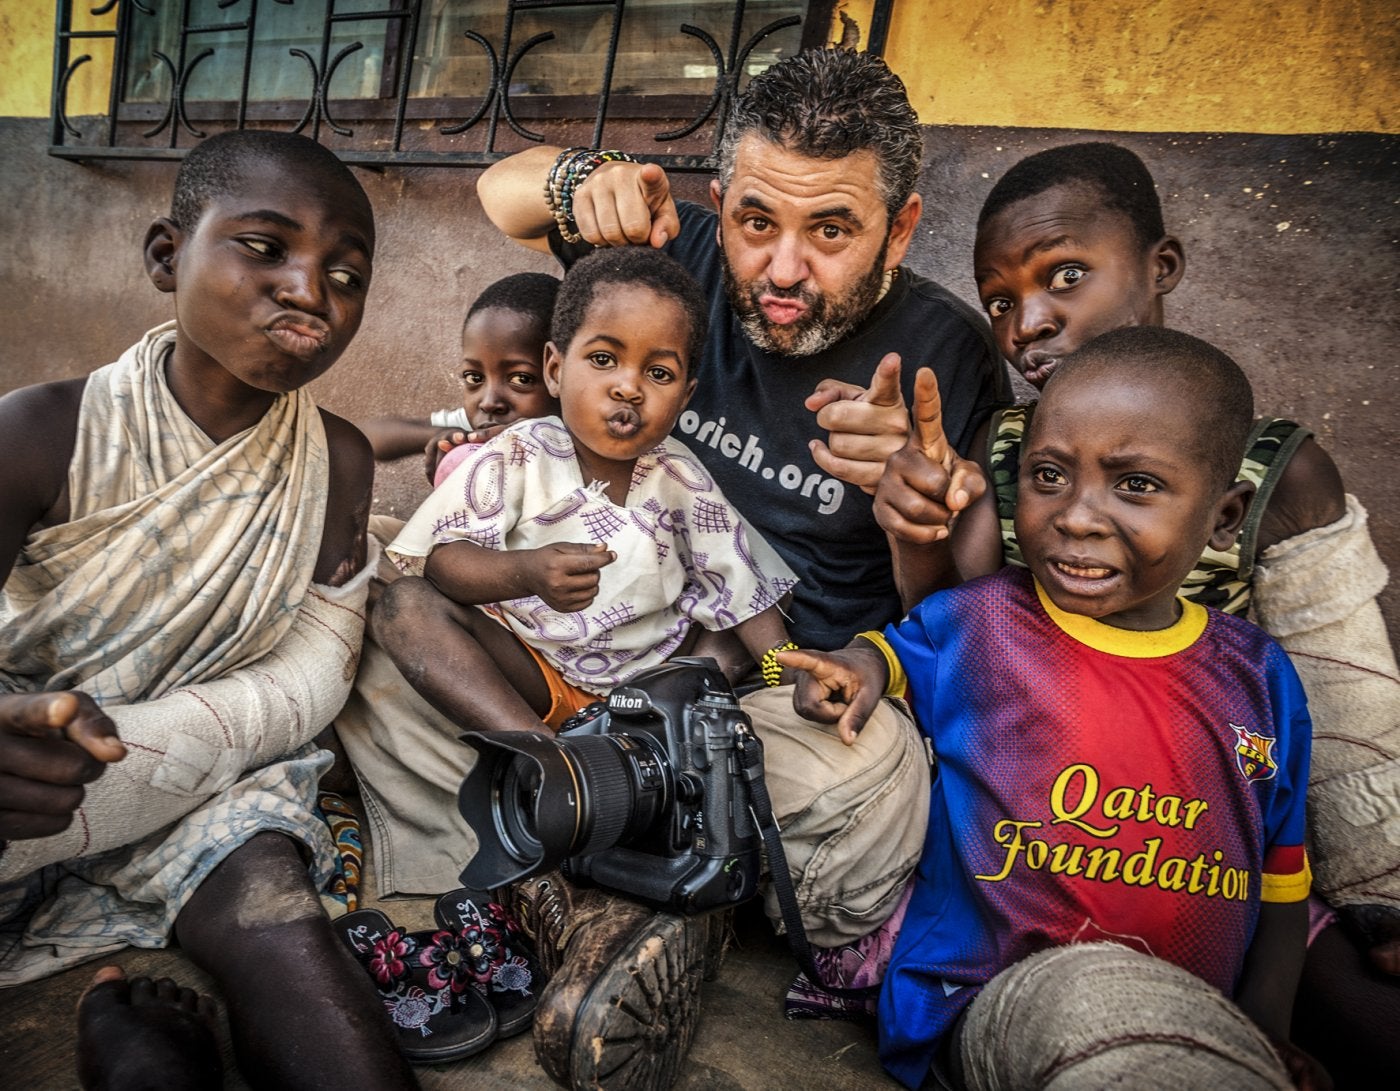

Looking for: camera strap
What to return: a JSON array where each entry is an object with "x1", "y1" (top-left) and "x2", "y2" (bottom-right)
[{"x1": 734, "y1": 729, "x2": 881, "y2": 1001}]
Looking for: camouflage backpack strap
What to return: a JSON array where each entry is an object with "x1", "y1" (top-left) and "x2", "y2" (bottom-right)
[
  {"x1": 1235, "y1": 417, "x2": 1313, "y2": 583},
  {"x1": 1179, "y1": 417, "x2": 1313, "y2": 615},
  {"x1": 989, "y1": 403, "x2": 1033, "y2": 569}
]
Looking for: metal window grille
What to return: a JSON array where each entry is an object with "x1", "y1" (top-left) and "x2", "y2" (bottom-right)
[{"x1": 49, "y1": 0, "x2": 893, "y2": 172}]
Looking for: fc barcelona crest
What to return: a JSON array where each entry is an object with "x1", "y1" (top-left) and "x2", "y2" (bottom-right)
[{"x1": 1232, "y1": 724, "x2": 1278, "y2": 783}]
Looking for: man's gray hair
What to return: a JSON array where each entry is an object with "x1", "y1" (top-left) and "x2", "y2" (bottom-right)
[{"x1": 716, "y1": 49, "x2": 923, "y2": 222}]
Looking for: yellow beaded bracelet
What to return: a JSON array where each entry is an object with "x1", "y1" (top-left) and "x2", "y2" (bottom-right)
[
  {"x1": 854, "y1": 631, "x2": 908, "y2": 698},
  {"x1": 761, "y1": 640, "x2": 798, "y2": 687}
]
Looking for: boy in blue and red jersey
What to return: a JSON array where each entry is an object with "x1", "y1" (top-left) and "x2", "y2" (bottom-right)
[{"x1": 782, "y1": 326, "x2": 1323, "y2": 1088}]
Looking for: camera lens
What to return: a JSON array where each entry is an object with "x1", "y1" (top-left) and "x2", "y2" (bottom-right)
[
  {"x1": 563, "y1": 733, "x2": 669, "y2": 858},
  {"x1": 496, "y1": 760, "x2": 543, "y2": 861},
  {"x1": 458, "y1": 729, "x2": 674, "y2": 889}
]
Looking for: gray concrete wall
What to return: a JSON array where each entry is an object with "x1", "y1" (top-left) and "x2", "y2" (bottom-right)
[{"x1": 1, "y1": 117, "x2": 1395, "y2": 637}]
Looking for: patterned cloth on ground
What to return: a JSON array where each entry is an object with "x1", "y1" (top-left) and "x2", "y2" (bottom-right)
[
  {"x1": 318, "y1": 791, "x2": 365, "y2": 916},
  {"x1": 785, "y1": 876, "x2": 913, "y2": 1020}
]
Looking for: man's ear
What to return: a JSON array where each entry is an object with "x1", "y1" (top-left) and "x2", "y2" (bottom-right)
[
  {"x1": 144, "y1": 218, "x2": 181, "y2": 294},
  {"x1": 709, "y1": 179, "x2": 725, "y2": 249},
  {"x1": 1150, "y1": 236, "x2": 1186, "y2": 297},
  {"x1": 884, "y1": 193, "x2": 923, "y2": 270},
  {"x1": 543, "y1": 342, "x2": 564, "y2": 397},
  {"x1": 681, "y1": 375, "x2": 698, "y2": 410},
  {"x1": 1208, "y1": 479, "x2": 1255, "y2": 552}
]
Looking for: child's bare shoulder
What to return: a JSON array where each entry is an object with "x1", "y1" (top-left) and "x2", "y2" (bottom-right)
[
  {"x1": 0, "y1": 377, "x2": 88, "y2": 538},
  {"x1": 320, "y1": 407, "x2": 374, "y2": 506},
  {"x1": 314, "y1": 408, "x2": 373, "y2": 586},
  {"x1": 1257, "y1": 437, "x2": 1347, "y2": 553},
  {"x1": 320, "y1": 407, "x2": 372, "y2": 458},
  {"x1": 0, "y1": 375, "x2": 87, "y2": 435}
]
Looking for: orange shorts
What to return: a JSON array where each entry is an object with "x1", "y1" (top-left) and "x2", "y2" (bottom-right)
[{"x1": 514, "y1": 633, "x2": 602, "y2": 730}]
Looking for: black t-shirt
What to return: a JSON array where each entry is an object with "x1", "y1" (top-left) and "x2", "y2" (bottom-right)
[{"x1": 552, "y1": 201, "x2": 1008, "y2": 648}]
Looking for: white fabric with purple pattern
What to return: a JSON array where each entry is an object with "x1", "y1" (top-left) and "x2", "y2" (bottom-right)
[{"x1": 388, "y1": 416, "x2": 796, "y2": 691}]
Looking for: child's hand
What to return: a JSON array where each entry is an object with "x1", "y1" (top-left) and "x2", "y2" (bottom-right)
[
  {"x1": 806, "y1": 353, "x2": 910, "y2": 493},
  {"x1": 777, "y1": 645, "x2": 887, "y2": 745},
  {"x1": 422, "y1": 428, "x2": 469, "y2": 484},
  {"x1": 525, "y1": 542, "x2": 615, "y2": 613},
  {"x1": 462, "y1": 423, "x2": 510, "y2": 445},
  {"x1": 873, "y1": 367, "x2": 986, "y2": 544},
  {"x1": 0, "y1": 691, "x2": 125, "y2": 842}
]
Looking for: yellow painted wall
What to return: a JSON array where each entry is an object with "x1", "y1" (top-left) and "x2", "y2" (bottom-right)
[
  {"x1": 4, "y1": 0, "x2": 1397, "y2": 133},
  {"x1": 0, "y1": 2, "x2": 54, "y2": 118},
  {"x1": 884, "y1": 0, "x2": 1398, "y2": 134},
  {"x1": 1, "y1": 0, "x2": 110, "y2": 118}
]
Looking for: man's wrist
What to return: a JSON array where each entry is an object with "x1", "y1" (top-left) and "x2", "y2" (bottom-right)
[{"x1": 544, "y1": 148, "x2": 638, "y2": 243}]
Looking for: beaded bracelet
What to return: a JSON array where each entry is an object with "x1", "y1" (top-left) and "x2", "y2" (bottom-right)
[
  {"x1": 543, "y1": 147, "x2": 638, "y2": 243},
  {"x1": 761, "y1": 640, "x2": 799, "y2": 687},
  {"x1": 545, "y1": 146, "x2": 588, "y2": 242}
]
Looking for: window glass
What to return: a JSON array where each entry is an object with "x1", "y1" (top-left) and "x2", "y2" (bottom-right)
[
  {"x1": 122, "y1": 0, "x2": 805, "y2": 106},
  {"x1": 413, "y1": 2, "x2": 803, "y2": 100},
  {"x1": 125, "y1": 0, "x2": 384, "y2": 105}
]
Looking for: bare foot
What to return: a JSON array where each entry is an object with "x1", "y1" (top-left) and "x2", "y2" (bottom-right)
[{"x1": 76, "y1": 966, "x2": 223, "y2": 1090}]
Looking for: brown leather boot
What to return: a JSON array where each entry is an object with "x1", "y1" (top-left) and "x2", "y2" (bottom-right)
[
  {"x1": 512, "y1": 871, "x2": 733, "y2": 982},
  {"x1": 510, "y1": 869, "x2": 641, "y2": 980},
  {"x1": 515, "y1": 871, "x2": 722, "y2": 1089}
]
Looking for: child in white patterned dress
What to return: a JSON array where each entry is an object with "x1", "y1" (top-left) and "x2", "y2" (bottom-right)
[{"x1": 377, "y1": 247, "x2": 798, "y2": 736}]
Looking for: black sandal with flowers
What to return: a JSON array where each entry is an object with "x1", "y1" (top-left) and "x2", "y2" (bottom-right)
[
  {"x1": 433, "y1": 887, "x2": 542, "y2": 1037},
  {"x1": 337, "y1": 907, "x2": 498, "y2": 1063}
]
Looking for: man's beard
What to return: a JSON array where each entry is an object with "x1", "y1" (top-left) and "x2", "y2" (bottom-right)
[{"x1": 722, "y1": 241, "x2": 890, "y2": 357}]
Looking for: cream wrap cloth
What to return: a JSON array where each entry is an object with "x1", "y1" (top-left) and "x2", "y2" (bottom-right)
[
  {"x1": 0, "y1": 322, "x2": 324, "y2": 701},
  {"x1": 0, "y1": 324, "x2": 372, "y2": 983},
  {"x1": 1251, "y1": 496, "x2": 1400, "y2": 922}
]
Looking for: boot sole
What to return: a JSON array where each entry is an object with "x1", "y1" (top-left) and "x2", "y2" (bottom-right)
[{"x1": 564, "y1": 911, "x2": 710, "y2": 1090}]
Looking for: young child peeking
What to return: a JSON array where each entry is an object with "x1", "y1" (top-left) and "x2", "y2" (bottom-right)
[
  {"x1": 783, "y1": 327, "x2": 1321, "y2": 1089},
  {"x1": 381, "y1": 247, "x2": 797, "y2": 734},
  {"x1": 361, "y1": 271, "x2": 561, "y2": 482}
]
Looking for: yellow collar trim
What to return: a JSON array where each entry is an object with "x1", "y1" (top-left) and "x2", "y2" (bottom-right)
[{"x1": 1034, "y1": 579, "x2": 1207, "y2": 658}]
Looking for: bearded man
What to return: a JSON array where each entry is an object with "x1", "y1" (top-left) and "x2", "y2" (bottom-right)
[{"x1": 480, "y1": 48, "x2": 1006, "y2": 652}]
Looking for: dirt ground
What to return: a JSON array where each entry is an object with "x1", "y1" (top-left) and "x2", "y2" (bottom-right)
[{"x1": 0, "y1": 797, "x2": 899, "y2": 1090}]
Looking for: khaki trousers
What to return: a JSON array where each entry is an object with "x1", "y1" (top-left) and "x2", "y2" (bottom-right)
[{"x1": 336, "y1": 627, "x2": 930, "y2": 947}]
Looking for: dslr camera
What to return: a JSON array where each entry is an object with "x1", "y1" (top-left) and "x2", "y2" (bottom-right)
[{"x1": 457, "y1": 657, "x2": 763, "y2": 914}]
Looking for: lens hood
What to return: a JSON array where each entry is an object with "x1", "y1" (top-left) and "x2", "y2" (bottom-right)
[{"x1": 457, "y1": 730, "x2": 584, "y2": 889}]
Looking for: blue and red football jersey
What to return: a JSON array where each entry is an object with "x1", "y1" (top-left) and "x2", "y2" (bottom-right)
[{"x1": 878, "y1": 566, "x2": 1310, "y2": 1088}]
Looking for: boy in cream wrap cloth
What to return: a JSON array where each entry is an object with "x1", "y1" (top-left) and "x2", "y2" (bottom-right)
[
  {"x1": 0, "y1": 323, "x2": 367, "y2": 975},
  {"x1": 0, "y1": 133, "x2": 418, "y2": 1089}
]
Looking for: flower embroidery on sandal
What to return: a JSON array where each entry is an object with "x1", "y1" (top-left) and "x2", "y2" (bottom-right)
[{"x1": 336, "y1": 908, "x2": 498, "y2": 1062}]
